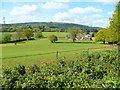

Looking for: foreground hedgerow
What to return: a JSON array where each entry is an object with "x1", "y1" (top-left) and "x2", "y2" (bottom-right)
[{"x1": 2, "y1": 49, "x2": 119, "y2": 89}]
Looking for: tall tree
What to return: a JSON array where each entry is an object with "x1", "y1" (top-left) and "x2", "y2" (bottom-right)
[
  {"x1": 95, "y1": 28, "x2": 108, "y2": 44},
  {"x1": 33, "y1": 28, "x2": 42, "y2": 38},
  {"x1": 15, "y1": 28, "x2": 24, "y2": 40},
  {"x1": 23, "y1": 29, "x2": 33, "y2": 40},
  {"x1": 109, "y1": 2, "x2": 120, "y2": 43},
  {"x1": 68, "y1": 27, "x2": 81, "y2": 42}
]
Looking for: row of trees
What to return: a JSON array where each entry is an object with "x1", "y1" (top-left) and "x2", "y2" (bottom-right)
[
  {"x1": 95, "y1": 2, "x2": 120, "y2": 44},
  {"x1": 1, "y1": 28, "x2": 42, "y2": 43},
  {"x1": 2, "y1": 25, "x2": 90, "y2": 43},
  {"x1": 1, "y1": 25, "x2": 66, "y2": 32},
  {"x1": 1, "y1": 25, "x2": 45, "y2": 32}
]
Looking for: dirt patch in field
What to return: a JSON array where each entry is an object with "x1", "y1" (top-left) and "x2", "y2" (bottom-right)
[{"x1": 93, "y1": 45, "x2": 117, "y2": 50}]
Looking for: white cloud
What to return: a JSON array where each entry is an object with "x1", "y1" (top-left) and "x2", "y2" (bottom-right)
[
  {"x1": 39, "y1": 2, "x2": 68, "y2": 10},
  {"x1": 52, "y1": 6, "x2": 108, "y2": 27},
  {"x1": 108, "y1": 11, "x2": 114, "y2": 15},
  {"x1": 1, "y1": 0, "x2": 119, "y2": 3},
  {"x1": 2, "y1": 15, "x2": 50, "y2": 24},
  {"x1": 18, "y1": 16, "x2": 38, "y2": 22},
  {"x1": 10, "y1": 5, "x2": 38, "y2": 15},
  {"x1": 96, "y1": 0, "x2": 119, "y2": 3},
  {"x1": 55, "y1": 0, "x2": 70, "y2": 2},
  {"x1": 0, "y1": 9, "x2": 6, "y2": 13},
  {"x1": 17, "y1": 15, "x2": 49, "y2": 23},
  {"x1": 5, "y1": 12, "x2": 107, "y2": 27},
  {"x1": 7, "y1": 2, "x2": 110, "y2": 27},
  {"x1": 52, "y1": 12, "x2": 83, "y2": 25},
  {"x1": 53, "y1": 6, "x2": 103, "y2": 24},
  {"x1": 91, "y1": 14, "x2": 104, "y2": 18},
  {"x1": 69, "y1": 7, "x2": 102, "y2": 15},
  {"x1": 79, "y1": 16, "x2": 109, "y2": 27},
  {"x1": 53, "y1": 12, "x2": 74, "y2": 21},
  {"x1": 2, "y1": 0, "x2": 70, "y2": 3},
  {"x1": 1, "y1": 18, "x2": 17, "y2": 24},
  {"x1": 94, "y1": 20, "x2": 109, "y2": 27}
]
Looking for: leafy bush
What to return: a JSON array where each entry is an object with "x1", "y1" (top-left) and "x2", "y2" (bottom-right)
[
  {"x1": 48, "y1": 35, "x2": 58, "y2": 43},
  {"x1": 2, "y1": 49, "x2": 119, "y2": 89},
  {"x1": 22, "y1": 29, "x2": 33, "y2": 40},
  {"x1": 34, "y1": 32, "x2": 42, "y2": 38},
  {"x1": 2, "y1": 34, "x2": 11, "y2": 43}
]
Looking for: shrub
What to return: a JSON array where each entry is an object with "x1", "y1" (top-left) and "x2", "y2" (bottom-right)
[
  {"x1": 48, "y1": 35, "x2": 58, "y2": 43},
  {"x1": 2, "y1": 34, "x2": 11, "y2": 43},
  {"x1": 34, "y1": 32, "x2": 42, "y2": 38},
  {"x1": 22, "y1": 29, "x2": 33, "y2": 40}
]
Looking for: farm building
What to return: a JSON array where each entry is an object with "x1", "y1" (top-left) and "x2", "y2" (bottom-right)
[{"x1": 76, "y1": 34, "x2": 93, "y2": 40}]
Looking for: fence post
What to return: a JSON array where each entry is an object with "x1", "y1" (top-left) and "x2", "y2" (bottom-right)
[
  {"x1": 56, "y1": 51, "x2": 58, "y2": 59},
  {"x1": 88, "y1": 48, "x2": 89, "y2": 51},
  {"x1": 88, "y1": 48, "x2": 89, "y2": 54}
]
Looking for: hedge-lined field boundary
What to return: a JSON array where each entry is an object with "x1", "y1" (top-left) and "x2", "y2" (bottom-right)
[{"x1": 2, "y1": 49, "x2": 119, "y2": 89}]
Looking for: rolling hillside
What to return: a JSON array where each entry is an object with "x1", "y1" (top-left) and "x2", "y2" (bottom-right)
[{"x1": 1, "y1": 22, "x2": 102, "y2": 32}]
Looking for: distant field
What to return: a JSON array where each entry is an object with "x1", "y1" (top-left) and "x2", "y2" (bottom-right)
[
  {"x1": 42, "y1": 32, "x2": 69, "y2": 38},
  {"x1": 0, "y1": 32, "x2": 16, "y2": 35},
  {"x1": 1, "y1": 32, "x2": 69, "y2": 37},
  {"x1": 1, "y1": 32, "x2": 117, "y2": 67}
]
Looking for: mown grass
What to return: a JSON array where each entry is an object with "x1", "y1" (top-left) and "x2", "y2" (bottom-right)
[
  {"x1": 2, "y1": 36, "x2": 115, "y2": 67},
  {"x1": 1, "y1": 32, "x2": 116, "y2": 67},
  {"x1": 42, "y1": 32, "x2": 69, "y2": 38},
  {"x1": 1, "y1": 32, "x2": 69, "y2": 38}
]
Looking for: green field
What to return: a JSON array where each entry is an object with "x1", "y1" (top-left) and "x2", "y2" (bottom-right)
[
  {"x1": 42, "y1": 32, "x2": 69, "y2": 38},
  {"x1": 1, "y1": 32, "x2": 115, "y2": 67}
]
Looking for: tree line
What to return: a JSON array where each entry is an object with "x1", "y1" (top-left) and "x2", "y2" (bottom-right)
[
  {"x1": 1, "y1": 25, "x2": 96, "y2": 44},
  {"x1": 1, "y1": 27, "x2": 42, "y2": 43},
  {"x1": 1, "y1": 22, "x2": 100, "y2": 32}
]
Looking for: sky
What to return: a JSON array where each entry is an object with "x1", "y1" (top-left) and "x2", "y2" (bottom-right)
[{"x1": 0, "y1": 0, "x2": 119, "y2": 28}]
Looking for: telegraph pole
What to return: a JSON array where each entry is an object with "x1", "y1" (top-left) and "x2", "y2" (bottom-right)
[
  {"x1": 2, "y1": 17, "x2": 6, "y2": 32},
  {"x1": 3, "y1": 17, "x2": 5, "y2": 25}
]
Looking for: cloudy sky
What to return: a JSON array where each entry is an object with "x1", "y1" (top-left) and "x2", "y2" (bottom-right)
[{"x1": 0, "y1": 0, "x2": 119, "y2": 28}]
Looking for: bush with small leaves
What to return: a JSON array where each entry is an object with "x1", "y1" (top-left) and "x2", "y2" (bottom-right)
[
  {"x1": 48, "y1": 35, "x2": 58, "y2": 43},
  {"x1": 2, "y1": 49, "x2": 119, "y2": 88},
  {"x1": 2, "y1": 34, "x2": 11, "y2": 43}
]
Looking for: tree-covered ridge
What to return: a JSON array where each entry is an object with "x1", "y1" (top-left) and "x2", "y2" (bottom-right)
[{"x1": 1, "y1": 22, "x2": 102, "y2": 32}]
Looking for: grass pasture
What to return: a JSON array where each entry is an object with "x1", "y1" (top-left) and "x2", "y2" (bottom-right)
[
  {"x1": 42, "y1": 32, "x2": 69, "y2": 38},
  {"x1": 1, "y1": 32, "x2": 117, "y2": 67}
]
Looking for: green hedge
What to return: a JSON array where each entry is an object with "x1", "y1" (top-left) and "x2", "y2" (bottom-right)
[{"x1": 2, "y1": 49, "x2": 119, "y2": 89}]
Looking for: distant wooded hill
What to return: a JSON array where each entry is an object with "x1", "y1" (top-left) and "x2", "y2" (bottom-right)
[{"x1": 1, "y1": 22, "x2": 102, "y2": 32}]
